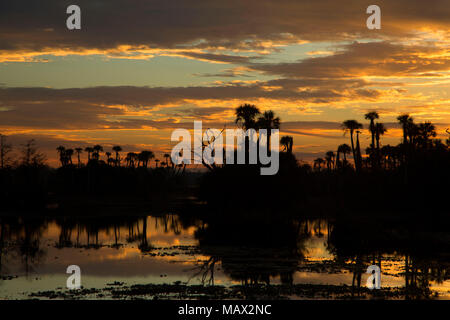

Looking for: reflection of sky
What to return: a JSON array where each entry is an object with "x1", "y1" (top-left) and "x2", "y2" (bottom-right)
[{"x1": 0, "y1": 217, "x2": 449, "y2": 299}]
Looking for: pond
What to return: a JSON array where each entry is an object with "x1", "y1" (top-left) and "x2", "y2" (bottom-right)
[{"x1": 0, "y1": 214, "x2": 449, "y2": 299}]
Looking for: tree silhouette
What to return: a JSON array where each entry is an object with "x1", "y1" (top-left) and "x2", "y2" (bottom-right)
[
  {"x1": 257, "y1": 110, "x2": 280, "y2": 156},
  {"x1": 337, "y1": 143, "x2": 351, "y2": 168},
  {"x1": 93, "y1": 145, "x2": 103, "y2": 161},
  {"x1": 280, "y1": 136, "x2": 293, "y2": 154},
  {"x1": 365, "y1": 111, "x2": 379, "y2": 150},
  {"x1": 84, "y1": 147, "x2": 94, "y2": 162},
  {"x1": 139, "y1": 151, "x2": 155, "y2": 168},
  {"x1": 0, "y1": 134, "x2": 13, "y2": 169},
  {"x1": 397, "y1": 114, "x2": 413, "y2": 145},
  {"x1": 342, "y1": 120, "x2": 363, "y2": 171},
  {"x1": 235, "y1": 104, "x2": 261, "y2": 163},
  {"x1": 75, "y1": 147, "x2": 83, "y2": 167},
  {"x1": 21, "y1": 140, "x2": 46, "y2": 167},
  {"x1": 56, "y1": 146, "x2": 66, "y2": 166},
  {"x1": 112, "y1": 146, "x2": 122, "y2": 167},
  {"x1": 325, "y1": 151, "x2": 335, "y2": 170}
]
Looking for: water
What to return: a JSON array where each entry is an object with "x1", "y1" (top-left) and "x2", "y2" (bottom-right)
[{"x1": 0, "y1": 215, "x2": 449, "y2": 299}]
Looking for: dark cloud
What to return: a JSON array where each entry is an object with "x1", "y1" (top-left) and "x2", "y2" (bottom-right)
[
  {"x1": 1, "y1": 1, "x2": 449, "y2": 54},
  {"x1": 250, "y1": 42, "x2": 450, "y2": 78},
  {"x1": 0, "y1": 81, "x2": 389, "y2": 130}
]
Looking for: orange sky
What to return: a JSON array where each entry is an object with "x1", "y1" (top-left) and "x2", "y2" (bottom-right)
[{"x1": 0, "y1": 0, "x2": 449, "y2": 166}]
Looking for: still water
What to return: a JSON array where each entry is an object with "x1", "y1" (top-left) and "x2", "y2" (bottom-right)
[{"x1": 0, "y1": 214, "x2": 449, "y2": 299}]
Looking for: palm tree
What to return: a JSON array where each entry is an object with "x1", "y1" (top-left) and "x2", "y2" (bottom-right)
[
  {"x1": 139, "y1": 151, "x2": 155, "y2": 168},
  {"x1": 56, "y1": 146, "x2": 66, "y2": 167},
  {"x1": 112, "y1": 146, "x2": 122, "y2": 167},
  {"x1": 365, "y1": 111, "x2": 379, "y2": 150},
  {"x1": 375, "y1": 123, "x2": 387, "y2": 151},
  {"x1": 93, "y1": 145, "x2": 103, "y2": 161},
  {"x1": 257, "y1": 110, "x2": 280, "y2": 156},
  {"x1": 417, "y1": 122, "x2": 436, "y2": 148},
  {"x1": 235, "y1": 104, "x2": 261, "y2": 130},
  {"x1": 126, "y1": 152, "x2": 137, "y2": 168},
  {"x1": 325, "y1": 151, "x2": 335, "y2": 170},
  {"x1": 84, "y1": 147, "x2": 94, "y2": 162},
  {"x1": 105, "y1": 152, "x2": 113, "y2": 166},
  {"x1": 397, "y1": 114, "x2": 413, "y2": 145},
  {"x1": 75, "y1": 148, "x2": 83, "y2": 167},
  {"x1": 337, "y1": 144, "x2": 351, "y2": 167},
  {"x1": 313, "y1": 158, "x2": 325, "y2": 171},
  {"x1": 280, "y1": 136, "x2": 293, "y2": 154},
  {"x1": 342, "y1": 120, "x2": 363, "y2": 171},
  {"x1": 235, "y1": 104, "x2": 261, "y2": 163},
  {"x1": 65, "y1": 148, "x2": 74, "y2": 165},
  {"x1": 163, "y1": 153, "x2": 170, "y2": 168}
]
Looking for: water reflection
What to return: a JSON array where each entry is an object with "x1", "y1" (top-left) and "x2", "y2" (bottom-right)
[{"x1": 0, "y1": 214, "x2": 449, "y2": 299}]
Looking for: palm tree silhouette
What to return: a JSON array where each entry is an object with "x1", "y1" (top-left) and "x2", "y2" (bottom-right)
[
  {"x1": 365, "y1": 111, "x2": 379, "y2": 149},
  {"x1": 65, "y1": 148, "x2": 74, "y2": 165},
  {"x1": 105, "y1": 152, "x2": 113, "y2": 166},
  {"x1": 342, "y1": 120, "x2": 363, "y2": 171},
  {"x1": 139, "y1": 151, "x2": 155, "y2": 168},
  {"x1": 93, "y1": 145, "x2": 103, "y2": 161},
  {"x1": 235, "y1": 104, "x2": 261, "y2": 163},
  {"x1": 257, "y1": 110, "x2": 280, "y2": 156},
  {"x1": 235, "y1": 104, "x2": 261, "y2": 130},
  {"x1": 56, "y1": 146, "x2": 66, "y2": 166},
  {"x1": 75, "y1": 147, "x2": 83, "y2": 167},
  {"x1": 126, "y1": 152, "x2": 137, "y2": 168},
  {"x1": 397, "y1": 114, "x2": 413, "y2": 145},
  {"x1": 417, "y1": 121, "x2": 436, "y2": 148},
  {"x1": 313, "y1": 158, "x2": 325, "y2": 171},
  {"x1": 375, "y1": 123, "x2": 387, "y2": 151},
  {"x1": 112, "y1": 146, "x2": 122, "y2": 167},
  {"x1": 325, "y1": 151, "x2": 335, "y2": 170},
  {"x1": 164, "y1": 153, "x2": 170, "y2": 168},
  {"x1": 337, "y1": 143, "x2": 351, "y2": 168},
  {"x1": 280, "y1": 136, "x2": 293, "y2": 154},
  {"x1": 84, "y1": 147, "x2": 94, "y2": 162}
]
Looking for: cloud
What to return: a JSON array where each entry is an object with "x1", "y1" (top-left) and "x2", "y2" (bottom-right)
[
  {"x1": 1, "y1": 0, "x2": 449, "y2": 60},
  {"x1": 250, "y1": 41, "x2": 450, "y2": 78}
]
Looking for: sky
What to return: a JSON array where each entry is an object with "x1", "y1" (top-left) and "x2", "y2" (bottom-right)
[{"x1": 0, "y1": 0, "x2": 449, "y2": 166}]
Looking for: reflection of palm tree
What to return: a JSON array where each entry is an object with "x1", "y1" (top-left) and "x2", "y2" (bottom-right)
[
  {"x1": 342, "y1": 120, "x2": 363, "y2": 171},
  {"x1": 138, "y1": 217, "x2": 152, "y2": 252}
]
